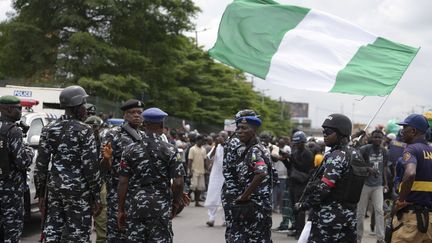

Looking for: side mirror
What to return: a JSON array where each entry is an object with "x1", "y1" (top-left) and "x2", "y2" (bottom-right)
[{"x1": 29, "y1": 135, "x2": 40, "y2": 147}]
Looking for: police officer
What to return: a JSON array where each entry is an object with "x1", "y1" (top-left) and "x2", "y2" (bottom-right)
[
  {"x1": 34, "y1": 85, "x2": 102, "y2": 242},
  {"x1": 287, "y1": 130, "x2": 314, "y2": 238},
  {"x1": 223, "y1": 110, "x2": 273, "y2": 243},
  {"x1": 0, "y1": 95, "x2": 34, "y2": 242},
  {"x1": 298, "y1": 114, "x2": 361, "y2": 242},
  {"x1": 85, "y1": 115, "x2": 107, "y2": 243},
  {"x1": 221, "y1": 109, "x2": 252, "y2": 240},
  {"x1": 391, "y1": 114, "x2": 432, "y2": 242},
  {"x1": 117, "y1": 107, "x2": 185, "y2": 242},
  {"x1": 101, "y1": 99, "x2": 145, "y2": 242}
]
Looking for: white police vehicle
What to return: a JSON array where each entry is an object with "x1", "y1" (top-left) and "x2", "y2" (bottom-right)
[{"x1": 20, "y1": 101, "x2": 60, "y2": 219}]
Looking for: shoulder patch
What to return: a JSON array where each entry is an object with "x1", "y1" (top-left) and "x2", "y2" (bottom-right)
[{"x1": 403, "y1": 152, "x2": 411, "y2": 161}]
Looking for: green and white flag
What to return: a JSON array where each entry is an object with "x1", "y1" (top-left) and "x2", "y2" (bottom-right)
[{"x1": 209, "y1": 0, "x2": 419, "y2": 96}]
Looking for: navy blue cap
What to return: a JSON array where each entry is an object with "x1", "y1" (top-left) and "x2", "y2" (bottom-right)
[
  {"x1": 397, "y1": 114, "x2": 429, "y2": 133},
  {"x1": 235, "y1": 115, "x2": 262, "y2": 127},
  {"x1": 142, "y1": 107, "x2": 168, "y2": 123},
  {"x1": 120, "y1": 99, "x2": 144, "y2": 111}
]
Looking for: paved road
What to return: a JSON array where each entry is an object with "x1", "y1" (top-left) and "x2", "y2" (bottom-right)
[{"x1": 22, "y1": 205, "x2": 378, "y2": 242}]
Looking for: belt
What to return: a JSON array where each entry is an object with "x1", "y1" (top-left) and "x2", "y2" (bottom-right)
[{"x1": 399, "y1": 181, "x2": 432, "y2": 192}]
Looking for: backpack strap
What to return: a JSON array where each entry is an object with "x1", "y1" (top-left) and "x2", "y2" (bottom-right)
[
  {"x1": 0, "y1": 121, "x2": 17, "y2": 178},
  {"x1": 121, "y1": 123, "x2": 142, "y2": 142}
]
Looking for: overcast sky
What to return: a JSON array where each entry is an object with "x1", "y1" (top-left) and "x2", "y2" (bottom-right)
[{"x1": 1, "y1": 0, "x2": 431, "y2": 128}]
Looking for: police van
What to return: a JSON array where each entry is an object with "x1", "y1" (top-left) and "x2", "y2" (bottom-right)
[{"x1": 21, "y1": 110, "x2": 59, "y2": 218}]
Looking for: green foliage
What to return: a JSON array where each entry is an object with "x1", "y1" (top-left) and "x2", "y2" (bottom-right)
[
  {"x1": 0, "y1": 0, "x2": 291, "y2": 135},
  {"x1": 78, "y1": 74, "x2": 148, "y2": 101}
]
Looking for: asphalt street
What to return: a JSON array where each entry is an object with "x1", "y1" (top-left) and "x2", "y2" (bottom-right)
[{"x1": 22, "y1": 205, "x2": 378, "y2": 242}]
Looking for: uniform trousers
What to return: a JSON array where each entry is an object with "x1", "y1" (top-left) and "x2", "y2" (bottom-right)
[
  {"x1": 308, "y1": 203, "x2": 357, "y2": 243},
  {"x1": 126, "y1": 216, "x2": 173, "y2": 243},
  {"x1": 107, "y1": 184, "x2": 126, "y2": 242},
  {"x1": 43, "y1": 190, "x2": 92, "y2": 243},
  {"x1": 226, "y1": 208, "x2": 272, "y2": 243},
  {"x1": 0, "y1": 189, "x2": 24, "y2": 243},
  {"x1": 392, "y1": 211, "x2": 432, "y2": 243}
]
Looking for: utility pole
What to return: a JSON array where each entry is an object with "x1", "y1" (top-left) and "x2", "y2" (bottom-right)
[
  {"x1": 280, "y1": 97, "x2": 284, "y2": 120},
  {"x1": 352, "y1": 102, "x2": 356, "y2": 124},
  {"x1": 257, "y1": 88, "x2": 269, "y2": 106},
  {"x1": 195, "y1": 28, "x2": 210, "y2": 48}
]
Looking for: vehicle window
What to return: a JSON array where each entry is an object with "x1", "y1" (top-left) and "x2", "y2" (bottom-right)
[{"x1": 27, "y1": 118, "x2": 44, "y2": 143}]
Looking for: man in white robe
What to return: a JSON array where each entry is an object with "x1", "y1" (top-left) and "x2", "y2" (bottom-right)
[{"x1": 204, "y1": 131, "x2": 228, "y2": 226}]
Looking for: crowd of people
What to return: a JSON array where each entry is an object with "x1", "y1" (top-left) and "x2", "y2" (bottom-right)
[{"x1": 0, "y1": 84, "x2": 431, "y2": 243}]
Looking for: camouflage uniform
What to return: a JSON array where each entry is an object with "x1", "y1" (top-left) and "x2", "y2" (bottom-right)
[
  {"x1": 0, "y1": 118, "x2": 34, "y2": 243},
  {"x1": 119, "y1": 132, "x2": 185, "y2": 242},
  {"x1": 303, "y1": 145, "x2": 357, "y2": 243},
  {"x1": 103, "y1": 123, "x2": 144, "y2": 242},
  {"x1": 221, "y1": 137, "x2": 241, "y2": 239},
  {"x1": 34, "y1": 115, "x2": 101, "y2": 242},
  {"x1": 222, "y1": 139, "x2": 273, "y2": 243}
]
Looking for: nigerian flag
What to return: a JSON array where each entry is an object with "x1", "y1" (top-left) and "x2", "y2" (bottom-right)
[{"x1": 209, "y1": 0, "x2": 419, "y2": 96}]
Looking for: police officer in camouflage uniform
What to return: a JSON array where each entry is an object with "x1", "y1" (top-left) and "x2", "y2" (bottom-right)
[
  {"x1": 34, "y1": 85, "x2": 102, "y2": 242},
  {"x1": 0, "y1": 95, "x2": 34, "y2": 243},
  {"x1": 222, "y1": 109, "x2": 273, "y2": 243},
  {"x1": 117, "y1": 107, "x2": 185, "y2": 242},
  {"x1": 101, "y1": 99, "x2": 145, "y2": 243},
  {"x1": 298, "y1": 114, "x2": 360, "y2": 243},
  {"x1": 222, "y1": 110, "x2": 250, "y2": 240}
]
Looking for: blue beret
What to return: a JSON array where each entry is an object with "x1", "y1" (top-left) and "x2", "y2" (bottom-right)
[
  {"x1": 0, "y1": 95, "x2": 20, "y2": 105},
  {"x1": 236, "y1": 115, "x2": 262, "y2": 127},
  {"x1": 120, "y1": 99, "x2": 144, "y2": 111},
  {"x1": 142, "y1": 107, "x2": 168, "y2": 123}
]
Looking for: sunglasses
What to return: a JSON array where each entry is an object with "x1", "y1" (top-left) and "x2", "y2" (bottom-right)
[{"x1": 322, "y1": 127, "x2": 336, "y2": 136}]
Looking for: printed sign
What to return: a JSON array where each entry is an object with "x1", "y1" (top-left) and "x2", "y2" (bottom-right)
[
  {"x1": 14, "y1": 90, "x2": 32, "y2": 97},
  {"x1": 224, "y1": 119, "x2": 236, "y2": 132}
]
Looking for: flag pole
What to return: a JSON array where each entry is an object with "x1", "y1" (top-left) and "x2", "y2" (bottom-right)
[
  {"x1": 352, "y1": 94, "x2": 391, "y2": 146},
  {"x1": 363, "y1": 94, "x2": 391, "y2": 131}
]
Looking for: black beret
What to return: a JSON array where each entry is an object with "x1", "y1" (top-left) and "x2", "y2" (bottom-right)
[{"x1": 120, "y1": 99, "x2": 144, "y2": 111}]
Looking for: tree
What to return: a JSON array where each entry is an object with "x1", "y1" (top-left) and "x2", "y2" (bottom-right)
[{"x1": 0, "y1": 0, "x2": 291, "y2": 135}]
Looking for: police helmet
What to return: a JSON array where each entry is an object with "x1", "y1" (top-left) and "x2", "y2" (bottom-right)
[
  {"x1": 322, "y1": 113, "x2": 352, "y2": 137},
  {"x1": 292, "y1": 131, "x2": 307, "y2": 144},
  {"x1": 59, "y1": 85, "x2": 89, "y2": 107},
  {"x1": 85, "y1": 115, "x2": 103, "y2": 126}
]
